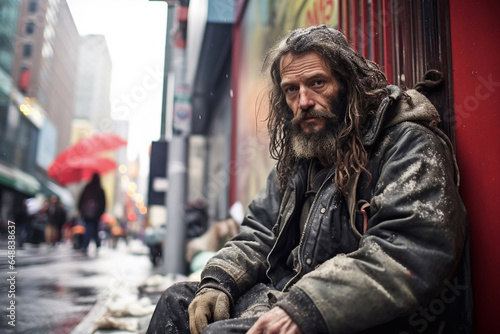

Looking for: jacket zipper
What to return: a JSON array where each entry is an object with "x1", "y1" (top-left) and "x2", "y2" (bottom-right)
[
  {"x1": 266, "y1": 184, "x2": 297, "y2": 287},
  {"x1": 282, "y1": 170, "x2": 334, "y2": 292}
]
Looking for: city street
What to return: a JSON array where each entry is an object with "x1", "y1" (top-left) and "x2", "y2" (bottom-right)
[{"x1": 0, "y1": 239, "x2": 161, "y2": 334}]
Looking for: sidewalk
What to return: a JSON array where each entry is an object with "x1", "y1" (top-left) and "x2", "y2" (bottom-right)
[
  {"x1": 67, "y1": 239, "x2": 192, "y2": 334},
  {"x1": 71, "y1": 272, "x2": 189, "y2": 334}
]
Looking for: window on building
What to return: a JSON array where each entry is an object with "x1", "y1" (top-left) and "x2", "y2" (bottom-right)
[
  {"x1": 28, "y1": 1, "x2": 38, "y2": 13},
  {"x1": 25, "y1": 22, "x2": 35, "y2": 35},
  {"x1": 23, "y1": 44, "x2": 32, "y2": 58}
]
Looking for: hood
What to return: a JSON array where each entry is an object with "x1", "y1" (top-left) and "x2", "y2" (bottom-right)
[
  {"x1": 388, "y1": 88, "x2": 441, "y2": 128},
  {"x1": 363, "y1": 85, "x2": 441, "y2": 147},
  {"x1": 361, "y1": 85, "x2": 460, "y2": 187}
]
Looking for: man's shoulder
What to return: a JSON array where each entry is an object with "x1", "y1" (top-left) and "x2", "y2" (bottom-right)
[
  {"x1": 378, "y1": 120, "x2": 446, "y2": 149},
  {"x1": 366, "y1": 121, "x2": 455, "y2": 176}
]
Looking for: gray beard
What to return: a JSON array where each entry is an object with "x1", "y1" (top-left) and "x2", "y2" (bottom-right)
[
  {"x1": 291, "y1": 130, "x2": 337, "y2": 166},
  {"x1": 289, "y1": 95, "x2": 346, "y2": 166}
]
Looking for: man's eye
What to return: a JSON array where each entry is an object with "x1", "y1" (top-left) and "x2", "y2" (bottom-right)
[
  {"x1": 285, "y1": 87, "x2": 297, "y2": 94},
  {"x1": 313, "y1": 80, "x2": 324, "y2": 86}
]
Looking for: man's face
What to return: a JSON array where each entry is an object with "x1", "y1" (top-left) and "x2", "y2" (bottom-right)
[
  {"x1": 279, "y1": 52, "x2": 345, "y2": 161},
  {"x1": 280, "y1": 52, "x2": 342, "y2": 134}
]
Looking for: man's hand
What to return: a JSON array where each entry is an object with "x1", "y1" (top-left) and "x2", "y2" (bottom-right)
[
  {"x1": 247, "y1": 307, "x2": 302, "y2": 334},
  {"x1": 188, "y1": 288, "x2": 230, "y2": 334}
]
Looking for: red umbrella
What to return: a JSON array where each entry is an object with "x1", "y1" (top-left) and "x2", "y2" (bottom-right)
[
  {"x1": 48, "y1": 155, "x2": 117, "y2": 186},
  {"x1": 47, "y1": 133, "x2": 127, "y2": 185},
  {"x1": 70, "y1": 133, "x2": 127, "y2": 157}
]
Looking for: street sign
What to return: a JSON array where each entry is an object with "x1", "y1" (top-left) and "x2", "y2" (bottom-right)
[
  {"x1": 172, "y1": 90, "x2": 192, "y2": 136},
  {"x1": 147, "y1": 141, "x2": 168, "y2": 206}
]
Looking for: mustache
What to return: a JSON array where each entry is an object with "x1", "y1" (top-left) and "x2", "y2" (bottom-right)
[{"x1": 290, "y1": 109, "x2": 337, "y2": 127}]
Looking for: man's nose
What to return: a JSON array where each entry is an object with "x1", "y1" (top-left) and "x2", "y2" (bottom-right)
[{"x1": 298, "y1": 87, "x2": 314, "y2": 111}]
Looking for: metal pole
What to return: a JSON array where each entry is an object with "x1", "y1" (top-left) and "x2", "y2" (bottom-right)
[
  {"x1": 164, "y1": 135, "x2": 189, "y2": 274},
  {"x1": 160, "y1": 5, "x2": 175, "y2": 141},
  {"x1": 164, "y1": 5, "x2": 191, "y2": 275}
]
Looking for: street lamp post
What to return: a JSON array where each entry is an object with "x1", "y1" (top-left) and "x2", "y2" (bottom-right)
[
  {"x1": 150, "y1": 0, "x2": 177, "y2": 141},
  {"x1": 149, "y1": 0, "x2": 191, "y2": 275}
]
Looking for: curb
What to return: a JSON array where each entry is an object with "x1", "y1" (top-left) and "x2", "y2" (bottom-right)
[{"x1": 71, "y1": 274, "x2": 187, "y2": 334}]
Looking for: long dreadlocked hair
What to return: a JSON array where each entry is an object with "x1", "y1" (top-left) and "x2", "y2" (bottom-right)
[{"x1": 264, "y1": 25, "x2": 389, "y2": 194}]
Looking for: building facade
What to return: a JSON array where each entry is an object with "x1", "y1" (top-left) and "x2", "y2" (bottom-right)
[
  {"x1": 70, "y1": 33, "x2": 118, "y2": 216},
  {"x1": 11, "y1": 0, "x2": 79, "y2": 154},
  {"x1": 73, "y1": 34, "x2": 112, "y2": 130},
  {"x1": 0, "y1": 0, "x2": 78, "y2": 229}
]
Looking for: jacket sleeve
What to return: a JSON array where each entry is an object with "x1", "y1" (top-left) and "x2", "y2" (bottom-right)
[
  {"x1": 276, "y1": 123, "x2": 467, "y2": 333},
  {"x1": 199, "y1": 167, "x2": 282, "y2": 304}
]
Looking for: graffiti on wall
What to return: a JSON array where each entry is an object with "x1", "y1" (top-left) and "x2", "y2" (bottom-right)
[{"x1": 235, "y1": 0, "x2": 339, "y2": 206}]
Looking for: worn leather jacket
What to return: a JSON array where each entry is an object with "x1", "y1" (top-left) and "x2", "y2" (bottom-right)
[{"x1": 199, "y1": 86, "x2": 469, "y2": 333}]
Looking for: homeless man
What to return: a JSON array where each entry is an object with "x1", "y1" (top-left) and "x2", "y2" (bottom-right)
[{"x1": 146, "y1": 25, "x2": 468, "y2": 334}]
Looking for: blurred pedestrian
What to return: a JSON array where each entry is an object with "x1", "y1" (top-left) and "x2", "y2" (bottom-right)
[
  {"x1": 110, "y1": 220, "x2": 127, "y2": 249},
  {"x1": 25, "y1": 196, "x2": 42, "y2": 244},
  {"x1": 44, "y1": 195, "x2": 66, "y2": 246},
  {"x1": 13, "y1": 198, "x2": 28, "y2": 248},
  {"x1": 78, "y1": 173, "x2": 106, "y2": 255},
  {"x1": 185, "y1": 198, "x2": 209, "y2": 240},
  {"x1": 68, "y1": 215, "x2": 86, "y2": 250},
  {"x1": 27, "y1": 196, "x2": 45, "y2": 245}
]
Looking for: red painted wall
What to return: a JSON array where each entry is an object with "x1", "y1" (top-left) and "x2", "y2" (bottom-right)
[{"x1": 449, "y1": 1, "x2": 500, "y2": 332}]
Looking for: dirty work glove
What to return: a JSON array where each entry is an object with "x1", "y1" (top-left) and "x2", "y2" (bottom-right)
[{"x1": 188, "y1": 287, "x2": 230, "y2": 334}]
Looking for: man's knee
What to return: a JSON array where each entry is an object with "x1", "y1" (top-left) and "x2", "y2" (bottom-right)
[
  {"x1": 148, "y1": 281, "x2": 198, "y2": 333},
  {"x1": 158, "y1": 281, "x2": 198, "y2": 307}
]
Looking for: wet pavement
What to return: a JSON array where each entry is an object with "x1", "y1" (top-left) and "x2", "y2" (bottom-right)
[{"x1": 0, "y1": 238, "x2": 163, "y2": 334}]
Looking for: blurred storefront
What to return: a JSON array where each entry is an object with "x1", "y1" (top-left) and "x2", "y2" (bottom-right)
[
  {"x1": 0, "y1": 89, "x2": 74, "y2": 229},
  {"x1": 0, "y1": 0, "x2": 77, "y2": 228},
  {"x1": 0, "y1": 0, "x2": 37, "y2": 227},
  {"x1": 186, "y1": 0, "x2": 235, "y2": 221}
]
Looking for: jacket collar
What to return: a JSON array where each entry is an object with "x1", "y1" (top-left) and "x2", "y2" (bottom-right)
[
  {"x1": 362, "y1": 85, "x2": 441, "y2": 147},
  {"x1": 362, "y1": 85, "x2": 402, "y2": 147}
]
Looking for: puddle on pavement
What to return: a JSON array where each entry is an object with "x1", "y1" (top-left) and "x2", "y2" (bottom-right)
[
  {"x1": 37, "y1": 283, "x2": 98, "y2": 305},
  {"x1": 77, "y1": 269, "x2": 99, "y2": 277},
  {"x1": 69, "y1": 286, "x2": 99, "y2": 305}
]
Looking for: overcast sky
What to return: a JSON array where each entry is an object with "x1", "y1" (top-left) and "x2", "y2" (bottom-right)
[{"x1": 66, "y1": 0, "x2": 169, "y2": 167}]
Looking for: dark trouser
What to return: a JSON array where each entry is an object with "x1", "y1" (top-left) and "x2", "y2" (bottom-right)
[
  {"x1": 17, "y1": 223, "x2": 28, "y2": 247},
  {"x1": 82, "y1": 220, "x2": 100, "y2": 251},
  {"x1": 146, "y1": 281, "x2": 278, "y2": 334}
]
